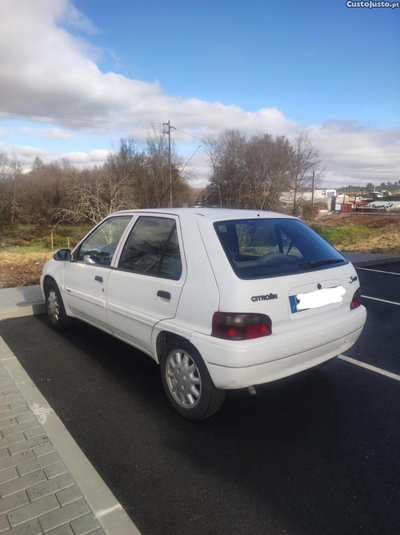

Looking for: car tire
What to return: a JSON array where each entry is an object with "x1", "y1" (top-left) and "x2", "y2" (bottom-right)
[
  {"x1": 45, "y1": 279, "x2": 72, "y2": 331},
  {"x1": 161, "y1": 339, "x2": 226, "y2": 421}
]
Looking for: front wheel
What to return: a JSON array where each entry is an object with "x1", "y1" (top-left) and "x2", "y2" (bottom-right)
[
  {"x1": 161, "y1": 340, "x2": 225, "y2": 421},
  {"x1": 45, "y1": 280, "x2": 72, "y2": 331}
]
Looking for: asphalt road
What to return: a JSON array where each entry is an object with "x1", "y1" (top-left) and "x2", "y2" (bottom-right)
[{"x1": 0, "y1": 264, "x2": 399, "y2": 535}]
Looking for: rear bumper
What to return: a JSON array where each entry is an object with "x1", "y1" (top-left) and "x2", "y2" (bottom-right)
[{"x1": 191, "y1": 306, "x2": 366, "y2": 389}]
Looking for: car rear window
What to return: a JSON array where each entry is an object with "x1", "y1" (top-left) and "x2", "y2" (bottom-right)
[{"x1": 214, "y1": 218, "x2": 347, "y2": 279}]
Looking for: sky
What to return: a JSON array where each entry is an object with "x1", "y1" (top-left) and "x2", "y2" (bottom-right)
[{"x1": 0, "y1": 0, "x2": 399, "y2": 188}]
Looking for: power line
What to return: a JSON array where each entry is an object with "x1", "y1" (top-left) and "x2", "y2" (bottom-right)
[
  {"x1": 0, "y1": 110, "x2": 160, "y2": 129},
  {"x1": 173, "y1": 127, "x2": 205, "y2": 143}
]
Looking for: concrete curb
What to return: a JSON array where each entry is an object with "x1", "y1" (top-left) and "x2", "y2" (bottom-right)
[
  {"x1": 343, "y1": 254, "x2": 400, "y2": 268},
  {"x1": 0, "y1": 336, "x2": 141, "y2": 535},
  {"x1": 0, "y1": 302, "x2": 46, "y2": 320}
]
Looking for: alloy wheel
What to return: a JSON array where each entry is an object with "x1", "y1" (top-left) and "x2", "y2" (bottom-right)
[{"x1": 165, "y1": 350, "x2": 202, "y2": 408}]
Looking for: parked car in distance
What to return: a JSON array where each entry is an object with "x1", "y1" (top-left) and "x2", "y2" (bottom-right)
[{"x1": 41, "y1": 209, "x2": 367, "y2": 420}]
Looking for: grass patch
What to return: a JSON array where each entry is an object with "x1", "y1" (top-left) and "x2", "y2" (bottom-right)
[
  {"x1": 312, "y1": 225, "x2": 372, "y2": 246},
  {"x1": 0, "y1": 223, "x2": 91, "y2": 252}
]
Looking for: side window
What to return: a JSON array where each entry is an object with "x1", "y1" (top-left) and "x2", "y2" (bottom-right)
[
  {"x1": 77, "y1": 216, "x2": 132, "y2": 266},
  {"x1": 119, "y1": 217, "x2": 182, "y2": 280}
]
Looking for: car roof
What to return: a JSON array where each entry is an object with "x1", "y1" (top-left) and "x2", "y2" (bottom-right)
[{"x1": 113, "y1": 208, "x2": 297, "y2": 222}]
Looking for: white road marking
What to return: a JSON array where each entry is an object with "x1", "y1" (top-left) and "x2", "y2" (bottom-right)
[
  {"x1": 357, "y1": 267, "x2": 400, "y2": 276},
  {"x1": 339, "y1": 355, "x2": 400, "y2": 382},
  {"x1": 361, "y1": 295, "x2": 400, "y2": 307}
]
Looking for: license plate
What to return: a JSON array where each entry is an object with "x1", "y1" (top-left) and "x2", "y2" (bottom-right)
[{"x1": 289, "y1": 286, "x2": 346, "y2": 313}]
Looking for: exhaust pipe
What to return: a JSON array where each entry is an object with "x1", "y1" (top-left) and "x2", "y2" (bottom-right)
[{"x1": 247, "y1": 386, "x2": 257, "y2": 396}]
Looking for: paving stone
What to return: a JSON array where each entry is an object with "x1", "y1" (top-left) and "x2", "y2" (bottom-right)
[
  {"x1": 0, "y1": 450, "x2": 35, "y2": 472},
  {"x1": 8, "y1": 495, "x2": 59, "y2": 528},
  {"x1": 0, "y1": 432, "x2": 25, "y2": 450},
  {"x1": 16, "y1": 412, "x2": 36, "y2": 424},
  {"x1": 0, "y1": 402, "x2": 11, "y2": 412},
  {"x1": 9, "y1": 434, "x2": 50, "y2": 455},
  {"x1": 2, "y1": 420, "x2": 39, "y2": 438},
  {"x1": 28, "y1": 474, "x2": 74, "y2": 503},
  {"x1": 87, "y1": 530, "x2": 104, "y2": 535},
  {"x1": 0, "y1": 491, "x2": 30, "y2": 515},
  {"x1": 0, "y1": 407, "x2": 30, "y2": 423},
  {"x1": 1, "y1": 393, "x2": 22, "y2": 403},
  {"x1": 0, "y1": 390, "x2": 20, "y2": 398},
  {"x1": 70, "y1": 513, "x2": 100, "y2": 535},
  {"x1": 0, "y1": 469, "x2": 47, "y2": 498},
  {"x1": 18, "y1": 452, "x2": 61, "y2": 477},
  {"x1": 24, "y1": 427, "x2": 44, "y2": 440},
  {"x1": 0, "y1": 466, "x2": 18, "y2": 485},
  {"x1": 0, "y1": 449, "x2": 10, "y2": 460},
  {"x1": 38, "y1": 499, "x2": 90, "y2": 533},
  {"x1": 56, "y1": 485, "x2": 82, "y2": 507},
  {"x1": 47, "y1": 525, "x2": 74, "y2": 535},
  {"x1": 0, "y1": 380, "x2": 15, "y2": 388},
  {"x1": 9, "y1": 400, "x2": 28, "y2": 410},
  {"x1": 44, "y1": 463, "x2": 68, "y2": 480},
  {"x1": 6, "y1": 519, "x2": 43, "y2": 535},
  {"x1": 0, "y1": 404, "x2": 14, "y2": 414},
  {"x1": 0, "y1": 514, "x2": 10, "y2": 532},
  {"x1": 33, "y1": 444, "x2": 55, "y2": 458},
  {"x1": 0, "y1": 417, "x2": 17, "y2": 431}
]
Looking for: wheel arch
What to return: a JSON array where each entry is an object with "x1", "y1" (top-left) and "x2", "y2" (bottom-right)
[
  {"x1": 43, "y1": 274, "x2": 57, "y2": 292},
  {"x1": 155, "y1": 330, "x2": 196, "y2": 364}
]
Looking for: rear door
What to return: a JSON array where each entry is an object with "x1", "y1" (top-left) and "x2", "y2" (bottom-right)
[
  {"x1": 63, "y1": 215, "x2": 132, "y2": 330},
  {"x1": 106, "y1": 215, "x2": 186, "y2": 354}
]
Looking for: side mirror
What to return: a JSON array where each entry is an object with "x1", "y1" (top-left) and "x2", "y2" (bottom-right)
[{"x1": 53, "y1": 249, "x2": 71, "y2": 261}]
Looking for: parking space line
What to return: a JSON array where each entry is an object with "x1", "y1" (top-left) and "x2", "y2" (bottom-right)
[
  {"x1": 339, "y1": 355, "x2": 400, "y2": 382},
  {"x1": 361, "y1": 295, "x2": 400, "y2": 306},
  {"x1": 357, "y1": 267, "x2": 400, "y2": 276}
]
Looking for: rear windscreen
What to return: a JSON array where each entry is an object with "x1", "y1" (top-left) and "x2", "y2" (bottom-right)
[{"x1": 214, "y1": 218, "x2": 347, "y2": 279}]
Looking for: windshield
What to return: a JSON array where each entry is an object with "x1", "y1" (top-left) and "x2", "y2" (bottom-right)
[{"x1": 214, "y1": 218, "x2": 346, "y2": 280}]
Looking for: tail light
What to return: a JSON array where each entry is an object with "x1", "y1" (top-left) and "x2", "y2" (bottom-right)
[
  {"x1": 212, "y1": 312, "x2": 272, "y2": 341},
  {"x1": 350, "y1": 288, "x2": 362, "y2": 310}
]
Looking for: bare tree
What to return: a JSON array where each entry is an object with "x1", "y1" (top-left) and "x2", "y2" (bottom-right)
[
  {"x1": 57, "y1": 167, "x2": 137, "y2": 225},
  {"x1": 291, "y1": 132, "x2": 322, "y2": 216}
]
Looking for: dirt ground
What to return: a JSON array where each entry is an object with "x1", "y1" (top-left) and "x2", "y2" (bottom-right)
[{"x1": 0, "y1": 252, "x2": 53, "y2": 289}]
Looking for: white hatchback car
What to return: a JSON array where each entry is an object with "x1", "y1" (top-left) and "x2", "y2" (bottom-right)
[{"x1": 41, "y1": 209, "x2": 366, "y2": 420}]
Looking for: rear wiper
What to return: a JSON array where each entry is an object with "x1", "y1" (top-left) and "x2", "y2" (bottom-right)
[{"x1": 303, "y1": 258, "x2": 345, "y2": 270}]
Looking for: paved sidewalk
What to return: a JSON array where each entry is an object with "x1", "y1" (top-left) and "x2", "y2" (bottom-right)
[
  {"x1": 0, "y1": 338, "x2": 140, "y2": 535},
  {"x1": 0, "y1": 287, "x2": 45, "y2": 320}
]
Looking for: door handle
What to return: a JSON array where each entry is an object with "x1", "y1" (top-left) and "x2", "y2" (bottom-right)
[
  {"x1": 157, "y1": 290, "x2": 171, "y2": 300},
  {"x1": 95, "y1": 276, "x2": 103, "y2": 283}
]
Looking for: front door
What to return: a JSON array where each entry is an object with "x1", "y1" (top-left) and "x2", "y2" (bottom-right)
[
  {"x1": 106, "y1": 215, "x2": 186, "y2": 355},
  {"x1": 63, "y1": 215, "x2": 132, "y2": 330}
]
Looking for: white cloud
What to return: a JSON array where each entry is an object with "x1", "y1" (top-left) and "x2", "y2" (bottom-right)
[
  {"x1": 0, "y1": 0, "x2": 398, "y2": 188},
  {"x1": 19, "y1": 126, "x2": 76, "y2": 140},
  {"x1": 0, "y1": 141, "x2": 109, "y2": 171},
  {"x1": 62, "y1": 2, "x2": 98, "y2": 35},
  {"x1": 307, "y1": 121, "x2": 400, "y2": 186}
]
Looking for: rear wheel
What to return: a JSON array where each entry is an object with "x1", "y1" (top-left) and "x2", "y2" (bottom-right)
[
  {"x1": 45, "y1": 280, "x2": 72, "y2": 331},
  {"x1": 161, "y1": 339, "x2": 225, "y2": 421}
]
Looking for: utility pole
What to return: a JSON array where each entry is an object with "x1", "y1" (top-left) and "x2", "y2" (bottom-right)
[{"x1": 162, "y1": 120, "x2": 175, "y2": 208}]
